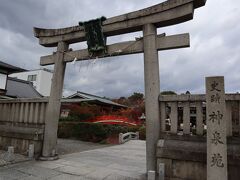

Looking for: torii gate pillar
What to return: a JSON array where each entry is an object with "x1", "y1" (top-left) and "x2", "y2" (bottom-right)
[
  {"x1": 41, "y1": 42, "x2": 69, "y2": 159},
  {"x1": 143, "y1": 24, "x2": 160, "y2": 172}
]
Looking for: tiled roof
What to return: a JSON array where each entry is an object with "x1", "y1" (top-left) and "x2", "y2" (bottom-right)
[
  {"x1": 0, "y1": 61, "x2": 26, "y2": 73},
  {"x1": 66, "y1": 91, "x2": 127, "y2": 108},
  {"x1": 0, "y1": 95, "x2": 13, "y2": 99},
  {"x1": 6, "y1": 77, "x2": 42, "y2": 98}
]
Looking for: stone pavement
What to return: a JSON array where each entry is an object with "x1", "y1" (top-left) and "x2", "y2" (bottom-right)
[
  {"x1": 0, "y1": 138, "x2": 111, "y2": 168},
  {"x1": 0, "y1": 140, "x2": 146, "y2": 180},
  {"x1": 57, "y1": 138, "x2": 112, "y2": 155}
]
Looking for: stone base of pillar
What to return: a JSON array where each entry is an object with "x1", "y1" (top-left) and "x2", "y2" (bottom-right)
[{"x1": 39, "y1": 155, "x2": 59, "y2": 161}]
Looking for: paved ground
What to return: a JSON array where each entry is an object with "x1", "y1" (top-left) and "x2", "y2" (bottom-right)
[
  {"x1": 0, "y1": 140, "x2": 146, "y2": 180},
  {"x1": 0, "y1": 139, "x2": 112, "y2": 168},
  {"x1": 57, "y1": 138, "x2": 112, "y2": 155}
]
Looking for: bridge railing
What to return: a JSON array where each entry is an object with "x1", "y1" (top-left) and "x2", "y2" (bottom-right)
[
  {"x1": 0, "y1": 98, "x2": 48, "y2": 155},
  {"x1": 159, "y1": 94, "x2": 240, "y2": 137},
  {"x1": 119, "y1": 132, "x2": 139, "y2": 144}
]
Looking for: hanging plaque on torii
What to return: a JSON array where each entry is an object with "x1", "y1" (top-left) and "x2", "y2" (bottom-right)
[
  {"x1": 79, "y1": 16, "x2": 107, "y2": 55},
  {"x1": 33, "y1": 0, "x2": 207, "y2": 175}
]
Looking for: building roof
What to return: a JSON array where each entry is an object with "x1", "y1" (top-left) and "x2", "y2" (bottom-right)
[
  {"x1": 65, "y1": 91, "x2": 127, "y2": 108},
  {"x1": 23, "y1": 68, "x2": 53, "y2": 73},
  {"x1": 0, "y1": 61, "x2": 26, "y2": 74},
  {"x1": 0, "y1": 95, "x2": 13, "y2": 100},
  {"x1": 6, "y1": 77, "x2": 43, "y2": 98}
]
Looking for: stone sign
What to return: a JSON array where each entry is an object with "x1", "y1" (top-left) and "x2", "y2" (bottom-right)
[{"x1": 206, "y1": 76, "x2": 228, "y2": 180}]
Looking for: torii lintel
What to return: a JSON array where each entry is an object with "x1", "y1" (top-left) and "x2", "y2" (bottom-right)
[
  {"x1": 40, "y1": 33, "x2": 190, "y2": 66},
  {"x1": 33, "y1": 0, "x2": 206, "y2": 47}
]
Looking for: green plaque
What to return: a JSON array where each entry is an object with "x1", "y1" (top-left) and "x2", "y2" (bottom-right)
[{"x1": 79, "y1": 16, "x2": 107, "y2": 54}]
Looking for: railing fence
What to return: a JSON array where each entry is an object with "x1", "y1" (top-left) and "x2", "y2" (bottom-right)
[{"x1": 159, "y1": 94, "x2": 240, "y2": 137}]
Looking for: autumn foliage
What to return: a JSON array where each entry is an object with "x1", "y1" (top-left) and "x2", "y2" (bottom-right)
[{"x1": 61, "y1": 92, "x2": 145, "y2": 125}]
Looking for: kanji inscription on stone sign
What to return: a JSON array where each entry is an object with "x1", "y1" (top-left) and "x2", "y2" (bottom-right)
[
  {"x1": 211, "y1": 93, "x2": 220, "y2": 103},
  {"x1": 206, "y1": 77, "x2": 228, "y2": 180},
  {"x1": 211, "y1": 131, "x2": 223, "y2": 145},
  {"x1": 209, "y1": 111, "x2": 223, "y2": 125},
  {"x1": 211, "y1": 153, "x2": 224, "y2": 167},
  {"x1": 210, "y1": 81, "x2": 221, "y2": 92}
]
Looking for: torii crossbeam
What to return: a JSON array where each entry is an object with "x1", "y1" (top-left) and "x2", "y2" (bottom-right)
[{"x1": 34, "y1": 0, "x2": 207, "y2": 175}]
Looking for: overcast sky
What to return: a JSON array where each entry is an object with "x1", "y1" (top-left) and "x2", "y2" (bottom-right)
[{"x1": 0, "y1": 0, "x2": 239, "y2": 98}]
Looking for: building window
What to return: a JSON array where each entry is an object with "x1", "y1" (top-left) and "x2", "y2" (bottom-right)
[{"x1": 27, "y1": 74, "x2": 37, "y2": 81}]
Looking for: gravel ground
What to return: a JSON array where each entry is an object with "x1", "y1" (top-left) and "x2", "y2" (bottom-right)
[
  {"x1": 57, "y1": 138, "x2": 113, "y2": 155},
  {"x1": 0, "y1": 150, "x2": 30, "y2": 167}
]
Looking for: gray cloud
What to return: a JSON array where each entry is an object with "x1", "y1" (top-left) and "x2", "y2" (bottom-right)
[{"x1": 0, "y1": 0, "x2": 239, "y2": 98}]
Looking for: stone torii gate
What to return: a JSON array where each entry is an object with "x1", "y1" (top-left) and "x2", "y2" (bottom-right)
[{"x1": 34, "y1": 0, "x2": 207, "y2": 173}]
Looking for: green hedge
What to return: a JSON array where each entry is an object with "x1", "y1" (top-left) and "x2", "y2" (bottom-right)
[
  {"x1": 139, "y1": 126, "x2": 146, "y2": 140},
  {"x1": 58, "y1": 122, "x2": 142, "y2": 143},
  {"x1": 59, "y1": 113, "x2": 94, "y2": 122}
]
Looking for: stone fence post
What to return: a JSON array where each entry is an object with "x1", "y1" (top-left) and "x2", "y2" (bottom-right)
[
  {"x1": 119, "y1": 133, "x2": 123, "y2": 144},
  {"x1": 136, "y1": 132, "x2": 140, "y2": 140}
]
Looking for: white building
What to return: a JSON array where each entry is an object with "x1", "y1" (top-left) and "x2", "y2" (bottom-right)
[
  {"x1": 10, "y1": 68, "x2": 53, "y2": 96},
  {"x1": 0, "y1": 73, "x2": 7, "y2": 92}
]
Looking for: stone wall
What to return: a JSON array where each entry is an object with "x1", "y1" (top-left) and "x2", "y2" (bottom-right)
[
  {"x1": 156, "y1": 136, "x2": 240, "y2": 180},
  {"x1": 0, "y1": 136, "x2": 43, "y2": 156},
  {"x1": 0, "y1": 99, "x2": 48, "y2": 156}
]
